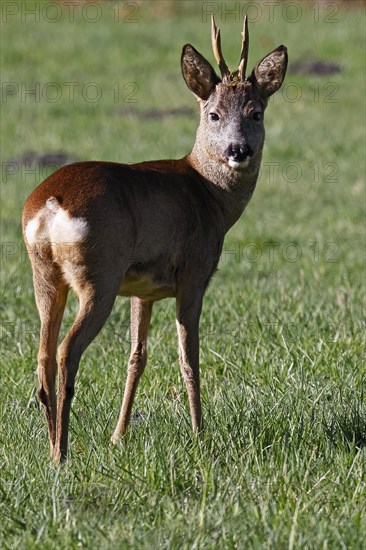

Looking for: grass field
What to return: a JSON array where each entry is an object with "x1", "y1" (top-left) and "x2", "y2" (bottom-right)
[{"x1": 1, "y1": 1, "x2": 365, "y2": 548}]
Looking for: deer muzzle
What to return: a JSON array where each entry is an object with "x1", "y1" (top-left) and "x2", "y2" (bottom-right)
[{"x1": 225, "y1": 143, "x2": 253, "y2": 170}]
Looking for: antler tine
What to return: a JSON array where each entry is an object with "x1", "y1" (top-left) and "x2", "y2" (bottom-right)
[
  {"x1": 238, "y1": 15, "x2": 249, "y2": 80},
  {"x1": 211, "y1": 15, "x2": 230, "y2": 80}
]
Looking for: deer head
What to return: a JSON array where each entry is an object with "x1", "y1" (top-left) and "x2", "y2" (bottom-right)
[{"x1": 181, "y1": 16, "x2": 288, "y2": 172}]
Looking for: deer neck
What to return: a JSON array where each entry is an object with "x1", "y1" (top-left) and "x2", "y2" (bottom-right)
[{"x1": 188, "y1": 140, "x2": 263, "y2": 233}]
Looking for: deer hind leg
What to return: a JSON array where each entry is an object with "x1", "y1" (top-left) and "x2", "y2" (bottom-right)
[
  {"x1": 175, "y1": 288, "x2": 204, "y2": 433},
  {"x1": 31, "y1": 255, "x2": 68, "y2": 457},
  {"x1": 112, "y1": 297, "x2": 153, "y2": 443},
  {"x1": 54, "y1": 279, "x2": 119, "y2": 464}
]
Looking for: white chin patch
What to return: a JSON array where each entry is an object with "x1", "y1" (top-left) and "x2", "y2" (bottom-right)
[{"x1": 227, "y1": 158, "x2": 250, "y2": 170}]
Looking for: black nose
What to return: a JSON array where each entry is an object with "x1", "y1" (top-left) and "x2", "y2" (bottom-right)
[{"x1": 225, "y1": 143, "x2": 253, "y2": 162}]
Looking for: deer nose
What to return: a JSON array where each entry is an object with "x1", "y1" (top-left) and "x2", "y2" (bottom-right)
[{"x1": 225, "y1": 143, "x2": 253, "y2": 162}]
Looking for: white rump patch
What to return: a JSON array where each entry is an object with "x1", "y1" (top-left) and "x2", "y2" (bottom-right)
[
  {"x1": 25, "y1": 207, "x2": 49, "y2": 245},
  {"x1": 50, "y1": 208, "x2": 89, "y2": 244},
  {"x1": 25, "y1": 217, "x2": 39, "y2": 245},
  {"x1": 25, "y1": 198, "x2": 89, "y2": 246}
]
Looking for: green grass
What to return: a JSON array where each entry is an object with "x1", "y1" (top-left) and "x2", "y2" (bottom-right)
[{"x1": 1, "y1": 1, "x2": 365, "y2": 548}]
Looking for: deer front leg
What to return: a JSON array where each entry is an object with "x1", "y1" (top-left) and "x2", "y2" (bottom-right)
[
  {"x1": 111, "y1": 297, "x2": 153, "y2": 443},
  {"x1": 176, "y1": 288, "x2": 204, "y2": 432}
]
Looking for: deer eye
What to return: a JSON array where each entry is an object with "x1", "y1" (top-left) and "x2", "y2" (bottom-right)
[
  {"x1": 209, "y1": 112, "x2": 220, "y2": 121},
  {"x1": 253, "y1": 112, "x2": 262, "y2": 121}
]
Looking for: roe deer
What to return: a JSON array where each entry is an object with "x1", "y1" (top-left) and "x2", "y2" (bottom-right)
[{"x1": 22, "y1": 16, "x2": 288, "y2": 463}]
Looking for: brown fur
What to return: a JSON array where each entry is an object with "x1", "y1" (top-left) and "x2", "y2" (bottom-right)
[{"x1": 22, "y1": 21, "x2": 287, "y2": 463}]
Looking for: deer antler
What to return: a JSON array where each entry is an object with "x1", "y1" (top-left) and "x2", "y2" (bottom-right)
[
  {"x1": 211, "y1": 15, "x2": 249, "y2": 82},
  {"x1": 238, "y1": 15, "x2": 249, "y2": 80},
  {"x1": 211, "y1": 15, "x2": 230, "y2": 80}
]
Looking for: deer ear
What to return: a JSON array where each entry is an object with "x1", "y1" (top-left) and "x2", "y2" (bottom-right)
[
  {"x1": 250, "y1": 45, "x2": 288, "y2": 98},
  {"x1": 181, "y1": 44, "x2": 221, "y2": 100}
]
